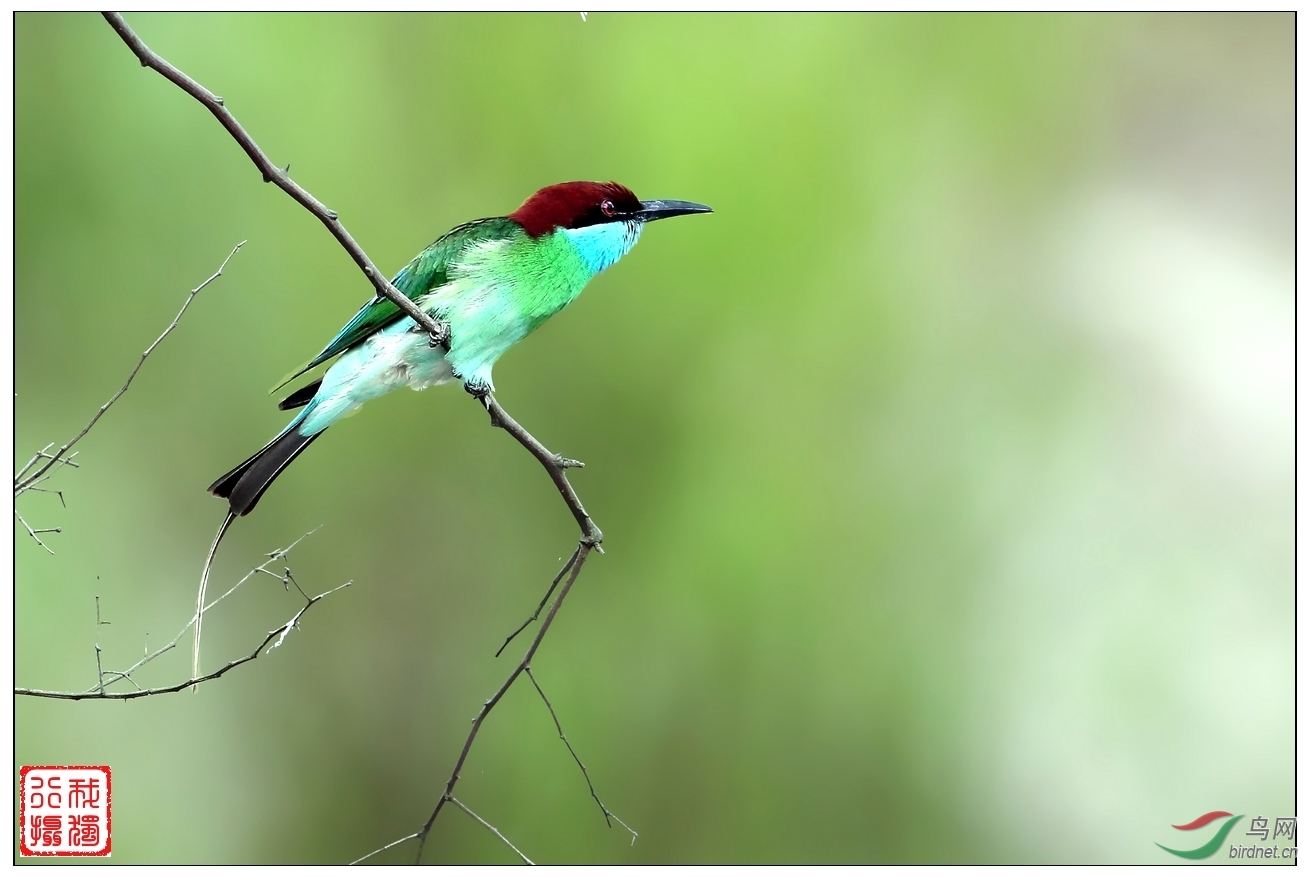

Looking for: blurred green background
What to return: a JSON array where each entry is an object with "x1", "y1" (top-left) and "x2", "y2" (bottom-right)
[{"x1": 15, "y1": 13, "x2": 1293, "y2": 864}]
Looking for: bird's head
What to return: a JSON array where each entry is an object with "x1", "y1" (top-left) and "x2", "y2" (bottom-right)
[{"x1": 509, "y1": 181, "x2": 712, "y2": 238}]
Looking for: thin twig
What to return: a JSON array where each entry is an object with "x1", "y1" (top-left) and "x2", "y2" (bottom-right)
[
  {"x1": 101, "y1": 13, "x2": 449, "y2": 344},
  {"x1": 14, "y1": 241, "x2": 244, "y2": 496},
  {"x1": 15, "y1": 581, "x2": 350, "y2": 701},
  {"x1": 447, "y1": 796, "x2": 535, "y2": 865},
  {"x1": 496, "y1": 547, "x2": 580, "y2": 657},
  {"x1": 526, "y1": 667, "x2": 637, "y2": 844}
]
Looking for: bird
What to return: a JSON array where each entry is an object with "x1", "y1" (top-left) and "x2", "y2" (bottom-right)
[{"x1": 191, "y1": 181, "x2": 711, "y2": 677}]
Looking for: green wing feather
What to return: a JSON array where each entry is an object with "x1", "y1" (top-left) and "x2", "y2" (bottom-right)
[{"x1": 269, "y1": 217, "x2": 520, "y2": 394}]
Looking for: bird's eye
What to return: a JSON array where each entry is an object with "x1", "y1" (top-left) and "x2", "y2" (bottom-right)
[{"x1": 600, "y1": 200, "x2": 616, "y2": 217}]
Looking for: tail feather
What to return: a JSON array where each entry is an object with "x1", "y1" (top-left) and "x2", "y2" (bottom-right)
[
  {"x1": 210, "y1": 424, "x2": 322, "y2": 517},
  {"x1": 209, "y1": 435, "x2": 279, "y2": 500},
  {"x1": 198, "y1": 415, "x2": 324, "y2": 680},
  {"x1": 193, "y1": 510, "x2": 236, "y2": 684},
  {"x1": 278, "y1": 379, "x2": 322, "y2": 411}
]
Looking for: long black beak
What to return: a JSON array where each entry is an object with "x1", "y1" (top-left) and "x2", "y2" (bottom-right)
[{"x1": 635, "y1": 199, "x2": 713, "y2": 222}]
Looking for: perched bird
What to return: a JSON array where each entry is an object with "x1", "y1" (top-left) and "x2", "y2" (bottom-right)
[
  {"x1": 211, "y1": 180, "x2": 711, "y2": 517},
  {"x1": 193, "y1": 181, "x2": 710, "y2": 675}
]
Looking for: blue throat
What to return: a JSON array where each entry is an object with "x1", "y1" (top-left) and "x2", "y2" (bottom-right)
[{"x1": 563, "y1": 221, "x2": 643, "y2": 274}]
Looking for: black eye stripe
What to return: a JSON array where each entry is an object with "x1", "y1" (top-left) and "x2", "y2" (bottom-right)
[{"x1": 566, "y1": 195, "x2": 642, "y2": 230}]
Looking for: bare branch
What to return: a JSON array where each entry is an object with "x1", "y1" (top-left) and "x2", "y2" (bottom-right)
[
  {"x1": 526, "y1": 667, "x2": 636, "y2": 844},
  {"x1": 14, "y1": 241, "x2": 244, "y2": 496},
  {"x1": 101, "y1": 13, "x2": 449, "y2": 343},
  {"x1": 97, "y1": 15, "x2": 624, "y2": 863},
  {"x1": 15, "y1": 581, "x2": 350, "y2": 701},
  {"x1": 447, "y1": 796, "x2": 535, "y2": 865}
]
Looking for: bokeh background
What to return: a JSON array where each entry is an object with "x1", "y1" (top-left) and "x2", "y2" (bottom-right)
[{"x1": 15, "y1": 13, "x2": 1293, "y2": 864}]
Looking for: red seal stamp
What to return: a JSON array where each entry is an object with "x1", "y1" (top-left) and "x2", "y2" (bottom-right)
[{"x1": 18, "y1": 766, "x2": 111, "y2": 857}]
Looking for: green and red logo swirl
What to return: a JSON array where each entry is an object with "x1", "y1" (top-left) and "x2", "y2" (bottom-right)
[{"x1": 1157, "y1": 811, "x2": 1243, "y2": 859}]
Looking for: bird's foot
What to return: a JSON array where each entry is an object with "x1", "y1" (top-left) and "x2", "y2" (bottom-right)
[
  {"x1": 462, "y1": 378, "x2": 500, "y2": 425},
  {"x1": 427, "y1": 320, "x2": 451, "y2": 351},
  {"x1": 463, "y1": 377, "x2": 492, "y2": 399}
]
